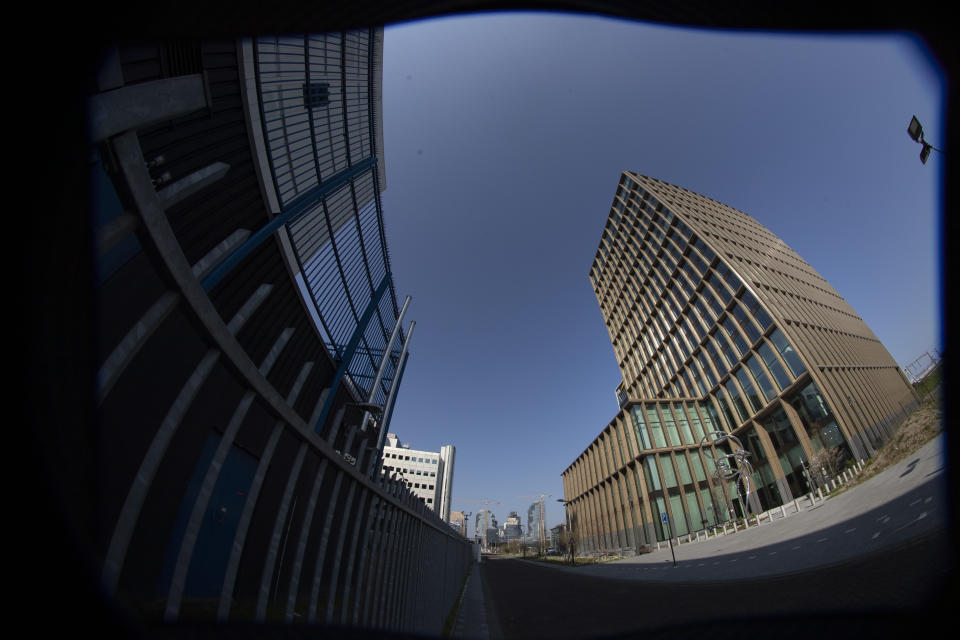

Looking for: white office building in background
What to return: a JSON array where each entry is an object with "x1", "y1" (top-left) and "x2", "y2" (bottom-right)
[{"x1": 381, "y1": 434, "x2": 456, "y2": 521}]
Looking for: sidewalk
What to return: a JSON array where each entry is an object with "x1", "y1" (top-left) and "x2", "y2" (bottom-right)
[
  {"x1": 558, "y1": 433, "x2": 950, "y2": 582},
  {"x1": 451, "y1": 562, "x2": 492, "y2": 639}
]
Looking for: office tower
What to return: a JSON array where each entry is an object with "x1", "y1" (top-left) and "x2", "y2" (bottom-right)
[
  {"x1": 380, "y1": 433, "x2": 456, "y2": 520},
  {"x1": 87, "y1": 32, "x2": 470, "y2": 630},
  {"x1": 562, "y1": 173, "x2": 919, "y2": 553},
  {"x1": 474, "y1": 510, "x2": 499, "y2": 547},
  {"x1": 501, "y1": 512, "x2": 523, "y2": 542},
  {"x1": 449, "y1": 511, "x2": 468, "y2": 537}
]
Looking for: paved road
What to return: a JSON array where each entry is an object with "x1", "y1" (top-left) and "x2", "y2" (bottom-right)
[
  {"x1": 460, "y1": 434, "x2": 955, "y2": 639},
  {"x1": 482, "y1": 531, "x2": 952, "y2": 639},
  {"x1": 567, "y1": 433, "x2": 950, "y2": 582}
]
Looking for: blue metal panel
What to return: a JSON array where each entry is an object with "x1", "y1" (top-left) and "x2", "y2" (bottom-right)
[
  {"x1": 200, "y1": 157, "x2": 377, "y2": 293},
  {"x1": 314, "y1": 273, "x2": 390, "y2": 435}
]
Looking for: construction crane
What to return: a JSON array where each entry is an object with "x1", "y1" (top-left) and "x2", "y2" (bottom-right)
[
  {"x1": 518, "y1": 493, "x2": 551, "y2": 555},
  {"x1": 460, "y1": 498, "x2": 500, "y2": 551}
]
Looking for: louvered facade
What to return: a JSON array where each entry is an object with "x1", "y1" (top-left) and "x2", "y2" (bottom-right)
[{"x1": 561, "y1": 173, "x2": 918, "y2": 553}]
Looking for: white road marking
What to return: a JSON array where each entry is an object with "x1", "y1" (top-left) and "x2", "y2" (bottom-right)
[
  {"x1": 817, "y1": 538, "x2": 829, "y2": 543},
  {"x1": 925, "y1": 497, "x2": 933, "y2": 504},
  {"x1": 791, "y1": 546, "x2": 801, "y2": 550},
  {"x1": 845, "y1": 528, "x2": 856, "y2": 534},
  {"x1": 892, "y1": 512, "x2": 928, "y2": 534},
  {"x1": 872, "y1": 532, "x2": 881, "y2": 539},
  {"x1": 910, "y1": 499, "x2": 922, "y2": 507}
]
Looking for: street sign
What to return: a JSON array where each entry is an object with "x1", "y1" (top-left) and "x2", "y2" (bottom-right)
[{"x1": 661, "y1": 512, "x2": 668, "y2": 525}]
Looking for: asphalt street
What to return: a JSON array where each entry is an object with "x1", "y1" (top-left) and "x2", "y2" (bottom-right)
[{"x1": 455, "y1": 434, "x2": 956, "y2": 639}]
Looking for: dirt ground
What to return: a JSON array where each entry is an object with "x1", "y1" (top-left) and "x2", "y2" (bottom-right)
[{"x1": 853, "y1": 385, "x2": 943, "y2": 484}]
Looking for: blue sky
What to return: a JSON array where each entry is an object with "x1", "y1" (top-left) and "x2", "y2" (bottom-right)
[{"x1": 376, "y1": 12, "x2": 944, "y2": 537}]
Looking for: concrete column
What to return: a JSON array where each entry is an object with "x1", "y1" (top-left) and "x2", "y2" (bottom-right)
[
  {"x1": 256, "y1": 443, "x2": 308, "y2": 621},
  {"x1": 283, "y1": 459, "x2": 329, "y2": 622},
  {"x1": 324, "y1": 481, "x2": 360, "y2": 624},
  {"x1": 357, "y1": 497, "x2": 386, "y2": 627},
  {"x1": 337, "y1": 489, "x2": 371, "y2": 624},
  {"x1": 218, "y1": 423, "x2": 284, "y2": 621},
  {"x1": 307, "y1": 472, "x2": 345, "y2": 622},
  {"x1": 366, "y1": 503, "x2": 394, "y2": 628},
  {"x1": 88, "y1": 74, "x2": 209, "y2": 142}
]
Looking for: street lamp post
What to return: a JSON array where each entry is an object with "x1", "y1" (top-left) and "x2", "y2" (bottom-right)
[
  {"x1": 907, "y1": 115, "x2": 944, "y2": 165},
  {"x1": 557, "y1": 499, "x2": 575, "y2": 565}
]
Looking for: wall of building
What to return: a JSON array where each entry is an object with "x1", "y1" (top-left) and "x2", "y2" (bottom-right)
[
  {"x1": 88, "y1": 33, "x2": 471, "y2": 633},
  {"x1": 564, "y1": 173, "x2": 919, "y2": 555}
]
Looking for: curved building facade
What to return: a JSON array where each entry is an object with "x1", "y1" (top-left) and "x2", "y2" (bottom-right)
[
  {"x1": 562, "y1": 173, "x2": 919, "y2": 554},
  {"x1": 86, "y1": 32, "x2": 471, "y2": 631}
]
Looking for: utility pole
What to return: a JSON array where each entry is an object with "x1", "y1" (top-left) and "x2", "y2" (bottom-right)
[
  {"x1": 460, "y1": 499, "x2": 500, "y2": 551},
  {"x1": 518, "y1": 493, "x2": 551, "y2": 555}
]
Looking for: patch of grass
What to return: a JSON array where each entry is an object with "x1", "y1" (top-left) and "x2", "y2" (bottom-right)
[{"x1": 913, "y1": 363, "x2": 942, "y2": 397}]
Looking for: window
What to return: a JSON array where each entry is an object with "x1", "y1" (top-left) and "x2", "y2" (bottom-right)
[
  {"x1": 643, "y1": 456, "x2": 661, "y2": 491},
  {"x1": 674, "y1": 402, "x2": 694, "y2": 444},
  {"x1": 662, "y1": 406, "x2": 681, "y2": 446},
  {"x1": 631, "y1": 406, "x2": 652, "y2": 450},
  {"x1": 724, "y1": 377, "x2": 750, "y2": 422},
  {"x1": 731, "y1": 301, "x2": 761, "y2": 344},
  {"x1": 740, "y1": 290, "x2": 773, "y2": 330},
  {"x1": 660, "y1": 453, "x2": 678, "y2": 488},
  {"x1": 722, "y1": 316, "x2": 749, "y2": 358},
  {"x1": 746, "y1": 354, "x2": 777, "y2": 402},
  {"x1": 695, "y1": 350, "x2": 717, "y2": 389},
  {"x1": 757, "y1": 341, "x2": 792, "y2": 389},
  {"x1": 303, "y1": 82, "x2": 330, "y2": 109},
  {"x1": 646, "y1": 406, "x2": 667, "y2": 448},
  {"x1": 675, "y1": 453, "x2": 693, "y2": 484},
  {"x1": 769, "y1": 328, "x2": 807, "y2": 377},
  {"x1": 704, "y1": 340, "x2": 726, "y2": 378},
  {"x1": 734, "y1": 366, "x2": 765, "y2": 412},
  {"x1": 713, "y1": 387, "x2": 738, "y2": 430}
]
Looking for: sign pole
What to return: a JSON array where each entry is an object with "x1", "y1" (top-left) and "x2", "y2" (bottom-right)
[{"x1": 662, "y1": 512, "x2": 677, "y2": 567}]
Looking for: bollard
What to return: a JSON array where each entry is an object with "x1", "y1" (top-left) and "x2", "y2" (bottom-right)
[
  {"x1": 817, "y1": 487, "x2": 824, "y2": 500},
  {"x1": 733, "y1": 520, "x2": 738, "y2": 532},
  {"x1": 792, "y1": 498, "x2": 799, "y2": 514},
  {"x1": 780, "y1": 505, "x2": 786, "y2": 518}
]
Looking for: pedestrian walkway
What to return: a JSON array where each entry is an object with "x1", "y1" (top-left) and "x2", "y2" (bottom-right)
[
  {"x1": 553, "y1": 434, "x2": 949, "y2": 582},
  {"x1": 451, "y1": 563, "x2": 491, "y2": 639}
]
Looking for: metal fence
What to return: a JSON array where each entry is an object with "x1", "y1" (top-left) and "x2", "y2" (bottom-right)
[{"x1": 87, "y1": 32, "x2": 473, "y2": 635}]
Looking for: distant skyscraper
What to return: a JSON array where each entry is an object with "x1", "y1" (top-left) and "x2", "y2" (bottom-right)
[
  {"x1": 474, "y1": 510, "x2": 499, "y2": 547},
  {"x1": 501, "y1": 512, "x2": 522, "y2": 542},
  {"x1": 380, "y1": 433, "x2": 456, "y2": 520},
  {"x1": 449, "y1": 511, "x2": 468, "y2": 537},
  {"x1": 562, "y1": 172, "x2": 919, "y2": 553}
]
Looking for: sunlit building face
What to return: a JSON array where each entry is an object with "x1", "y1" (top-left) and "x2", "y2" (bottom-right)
[{"x1": 563, "y1": 173, "x2": 918, "y2": 549}]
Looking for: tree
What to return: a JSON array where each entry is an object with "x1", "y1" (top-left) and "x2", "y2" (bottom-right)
[{"x1": 808, "y1": 446, "x2": 845, "y2": 485}]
